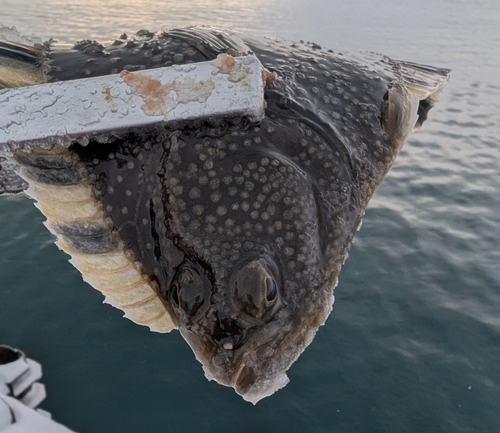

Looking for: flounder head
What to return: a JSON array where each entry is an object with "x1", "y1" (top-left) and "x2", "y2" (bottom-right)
[
  {"x1": 161, "y1": 141, "x2": 333, "y2": 404},
  {"x1": 167, "y1": 256, "x2": 296, "y2": 404}
]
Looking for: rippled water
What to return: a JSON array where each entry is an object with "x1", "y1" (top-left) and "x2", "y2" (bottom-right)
[{"x1": 1, "y1": 1, "x2": 499, "y2": 432}]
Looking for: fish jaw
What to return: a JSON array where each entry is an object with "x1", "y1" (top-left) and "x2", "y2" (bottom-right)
[
  {"x1": 231, "y1": 365, "x2": 290, "y2": 405},
  {"x1": 178, "y1": 295, "x2": 330, "y2": 403},
  {"x1": 202, "y1": 362, "x2": 290, "y2": 404},
  {"x1": 180, "y1": 320, "x2": 292, "y2": 404}
]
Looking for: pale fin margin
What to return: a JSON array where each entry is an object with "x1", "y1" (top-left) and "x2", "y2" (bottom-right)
[
  {"x1": 381, "y1": 59, "x2": 450, "y2": 150},
  {"x1": 396, "y1": 60, "x2": 451, "y2": 130},
  {"x1": 14, "y1": 148, "x2": 176, "y2": 333}
]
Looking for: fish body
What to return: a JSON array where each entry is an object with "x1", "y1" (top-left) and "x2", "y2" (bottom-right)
[{"x1": 0, "y1": 27, "x2": 450, "y2": 403}]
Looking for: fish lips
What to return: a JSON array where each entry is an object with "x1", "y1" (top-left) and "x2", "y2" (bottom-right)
[
  {"x1": 180, "y1": 316, "x2": 293, "y2": 404},
  {"x1": 229, "y1": 332, "x2": 292, "y2": 404}
]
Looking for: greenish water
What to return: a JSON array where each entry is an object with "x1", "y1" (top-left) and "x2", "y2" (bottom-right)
[{"x1": 1, "y1": 0, "x2": 500, "y2": 432}]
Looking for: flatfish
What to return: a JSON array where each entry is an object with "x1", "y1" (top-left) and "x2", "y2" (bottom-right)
[{"x1": 0, "y1": 26, "x2": 450, "y2": 403}]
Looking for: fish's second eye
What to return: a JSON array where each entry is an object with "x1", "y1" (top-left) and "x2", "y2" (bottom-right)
[
  {"x1": 264, "y1": 276, "x2": 278, "y2": 306},
  {"x1": 167, "y1": 260, "x2": 211, "y2": 319}
]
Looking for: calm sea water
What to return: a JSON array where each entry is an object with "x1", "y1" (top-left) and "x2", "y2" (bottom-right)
[{"x1": 1, "y1": 1, "x2": 499, "y2": 432}]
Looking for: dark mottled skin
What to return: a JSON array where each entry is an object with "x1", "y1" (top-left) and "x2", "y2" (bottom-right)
[{"x1": 1, "y1": 27, "x2": 449, "y2": 401}]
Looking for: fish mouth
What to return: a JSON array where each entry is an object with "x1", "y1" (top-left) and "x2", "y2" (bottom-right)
[
  {"x1": 230, "y1": 344, "x2": 263, "y2": 388},
  {"x1": 198, "y1": 320, "x2": 292, "y2": 404},
  {"x1": 231, "y1": 361, "x2": 247, "y2": 386},
  {"x1": 230, "y1": 346, "x2": 290, "y2": 404},
  {"x1": 179, "y1": 306, "x2": 295, "y2": 404}
]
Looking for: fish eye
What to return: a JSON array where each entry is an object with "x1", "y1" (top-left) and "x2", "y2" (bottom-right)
[
  {"x1": 232, "y1": 258, "x2": 281, "y2": 319},
  {"x1": 168, "y1": 261, "x2": 211, "y2": 318},
  {"x1": 264, "y1": 276, "x2": 278, "y2": 306}
]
